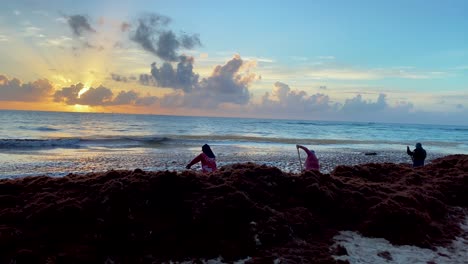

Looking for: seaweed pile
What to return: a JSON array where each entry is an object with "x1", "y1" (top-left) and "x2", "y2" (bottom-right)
[{"x1": 0, "y1": 155, "x2": 466, "y2": 263}]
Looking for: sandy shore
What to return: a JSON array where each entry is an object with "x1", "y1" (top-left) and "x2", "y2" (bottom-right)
[
  {"x1": 163, "y1": 149, "x2": 447, "y2": 174},
  {"x1": 1, "y1": 147, "x2": 448, "y2": 179},
  {"x1": 0, "y1": 154, "x2": 466, "y2": 263}
]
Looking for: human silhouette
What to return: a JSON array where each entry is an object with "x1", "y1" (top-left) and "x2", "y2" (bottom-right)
[{"x1": 407, "y1": 142, "x2": 427, "y2": 167}]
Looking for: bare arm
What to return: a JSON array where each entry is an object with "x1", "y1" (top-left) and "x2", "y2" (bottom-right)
[
  {"x1": 296, "y1": 145, "x2": 313, "y2": 156},
  {"x1": 407, "y1": 146, "x2": 413, "y2": 156},
  {"x1": 186, "y1": 153, "x2": 202, "y2": 169}
]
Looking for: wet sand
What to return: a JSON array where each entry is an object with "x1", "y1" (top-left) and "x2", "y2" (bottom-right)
[
  {"x1": 173, "y1": 149, "x2": 447, "y2": 174},
  {"x1": 0, "y1": 154, "x2": 466, "y2": 263}
]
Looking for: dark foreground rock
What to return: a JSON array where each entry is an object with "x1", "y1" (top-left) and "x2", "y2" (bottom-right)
[{"x1": 0, "y1": 155, "x2": 466, "y2": 263}]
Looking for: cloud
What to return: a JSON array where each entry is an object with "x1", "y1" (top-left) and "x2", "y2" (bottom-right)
[
  {"x1": 0, "y1": 34, "x2": 8, "y2": 42},
  {"x1": 111, "y1": 73, "x2": 129, "y2": 82},
  {"x1": 159, "y1": 55, "x2": 257, "y2": 108},
  {"x1": 55, "y1": 17, "x2": 67, "y2": 24},
  {"x1": 340, "y1": 94, "x2": 387, "y2": 113},
  {"x1": 237, "y1": 81, "x2": 423, "y2": 122},
  {"x1": 53, "y1": 83, "x2": 157, "y2": 106},
  {"x1": 77, "y1": 86, "x2": 113, "y2": 106},
  {"x1": 149, "y1": 55, "x2": 199, "y2": 92},
  {"x1": 257, "y1": 81, "x2": 339, "y2": 114},
  {"x1": 67, "y1": 15, "x2": 96, "y2": 37},
  {"x1": 197, "y1": 55, "x2": 255, "y2": 103},
  {"x1": 130, "y1": 13, "x2": 201, "y2": 61},
  {"x1": 303, "y1": 67, "x2": 448, "y2": 81},
  {"x1": 456, "y1": 104, "x2": 464, "y2": 110},
  {"x1": 40, "y1": 36, "x2": 73, "y2": 48},
  {"x1": 393, "y1": 100, "x2": 414, "y2": 112},
  {"x1": 139, "y1": 74, "x2": 156, "y2": 86},
  {"x1": 83, "y1": 41, "x2": 104, "y2": 51},
  {"x1": 53, "y1": 83, "x2": 82, "y2": 104},
  {"x1": 22, "y1": 26, "x2": 42, "y2": 37},
  {"x1": 121, "y1": 22, "x2": 131, "y2": 32},
  {"x1": 112, "y1": 90, "x2": 157, "y2": 106},
  {"x1": 0, "y1": 75, "x2": 54, "y2": 102},
  {"x1": 317, "y1": 56, "x2": 335, "y2": 60}
]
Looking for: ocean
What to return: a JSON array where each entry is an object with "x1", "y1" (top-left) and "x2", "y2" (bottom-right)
[{"x1": 1, "y1": 109, "x2": 467, "y2": 178}]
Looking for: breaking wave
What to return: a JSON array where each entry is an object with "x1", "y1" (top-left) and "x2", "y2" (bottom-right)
[{"x1": 0, "y1": 134, "x2": 463, "y2": 150}]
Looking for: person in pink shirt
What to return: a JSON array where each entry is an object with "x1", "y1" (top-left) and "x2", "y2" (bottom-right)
[
  {"x1": 186, "y1": 144, "x2": 217, "y2": 173},
  {"x1": 296, "y1": 144, "x2": 320, "y2": 172}
]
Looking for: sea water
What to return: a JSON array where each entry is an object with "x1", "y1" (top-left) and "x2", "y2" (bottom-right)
[{"x1": 1, "y1": 110, "x2": 467, "y2": 178}]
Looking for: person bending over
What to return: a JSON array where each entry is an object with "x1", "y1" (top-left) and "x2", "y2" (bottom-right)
[
  {"x1": 186, "y1": 144, "x2": 217, "y2": 173},
  {"x1": 407, "y1": 142, "x2": 427, "y2": 167},
  {"x1": 296, "y1": 144, "x2": 320, "y2": 171}
]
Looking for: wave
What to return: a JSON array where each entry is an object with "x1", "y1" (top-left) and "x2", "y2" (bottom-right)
[
  {"x1": 0, "y1": 138, "x2": 80, "y2": 149},
  {"x1": 0, "y1": 134, "x2": 463, "y2": 150},
  {"x1": 168, "y1": 134, "x2": 404, "y2": 146},
  {"x1": 0, "y1": 136, "x2": 171, "y2": 149},
  {"x1": 18, "y1": 126, "x2": 61, "y2": 132}
]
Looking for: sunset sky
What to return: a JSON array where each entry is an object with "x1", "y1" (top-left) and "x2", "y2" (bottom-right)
[{"x1": 1, "y1": 0, "x2": 467, "y2": 125}]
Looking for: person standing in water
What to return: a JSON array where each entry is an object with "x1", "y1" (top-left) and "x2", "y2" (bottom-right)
[
  {"x1": 407, "y1": 142, "x2": 427, "y2": 167},
  {"x1": 296, "y1": 144, "x2": 320, "y2": 171},
  {"x1": 186, "y1": 144, "x2": 217, "y2": 173}
]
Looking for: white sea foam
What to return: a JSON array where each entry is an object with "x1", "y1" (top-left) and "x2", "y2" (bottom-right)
[{"x1": 332, "y1": 215, "x2": 468, "y2": 264}]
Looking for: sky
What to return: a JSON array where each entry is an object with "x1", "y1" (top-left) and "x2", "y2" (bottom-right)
[{"x1": 0, "y1": 0, "x2": 467, "y2": 125}]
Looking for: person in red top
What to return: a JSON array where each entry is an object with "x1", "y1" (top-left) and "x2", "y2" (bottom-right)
[
  {"x1": 186, "y1": 144, "x2": 217, "y2": 173},
  {"x1": 296, "y1": 144, "x2": 320, "y2": 171}
]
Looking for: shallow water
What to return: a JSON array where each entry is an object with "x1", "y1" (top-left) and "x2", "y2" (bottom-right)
[{"x1": 1, "y1": 110, "x2": 466, "y2": 178}]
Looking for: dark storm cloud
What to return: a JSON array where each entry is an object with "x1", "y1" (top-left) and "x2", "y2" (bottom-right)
[
  {"x1": 0, "y1": 75, "x2": 54, "y2": 102},
  {"x1": 67, "y1": 15, "x2": 96, "y2": 37},
  {"x1": 130, "y1": 13, "x2": 201, "y2": 61},
  {"x1": 53, "y1": 83, "x2": 157, "y2": 107}
]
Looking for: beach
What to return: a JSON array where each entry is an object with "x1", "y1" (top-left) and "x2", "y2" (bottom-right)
[
  {"x1": 0, "y1": 145, "x2": 448, "y2": 178},
  {"x1": 2, "y1": 0, "x2": 468, "y2": 262},
  {"x1": 0, "y1": 154, "x2": 466, "y2": 263},
  {"x1": 1, "y1": 110, "x2": 467, "y2": 179},
  {"x1": 0, "y1": 111, "x2": 467, "y2": 263}
]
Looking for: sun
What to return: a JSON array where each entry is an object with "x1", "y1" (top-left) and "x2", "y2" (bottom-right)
[
  {"x1": 73, "y1": 104, "x2": 90, "y2": 112},
  {"x1": 77, "y1": 84, "x2": 91, "y2": 98},
  {"x1": 77, "y1": 80, "x2": 95, "y2": 98}
]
